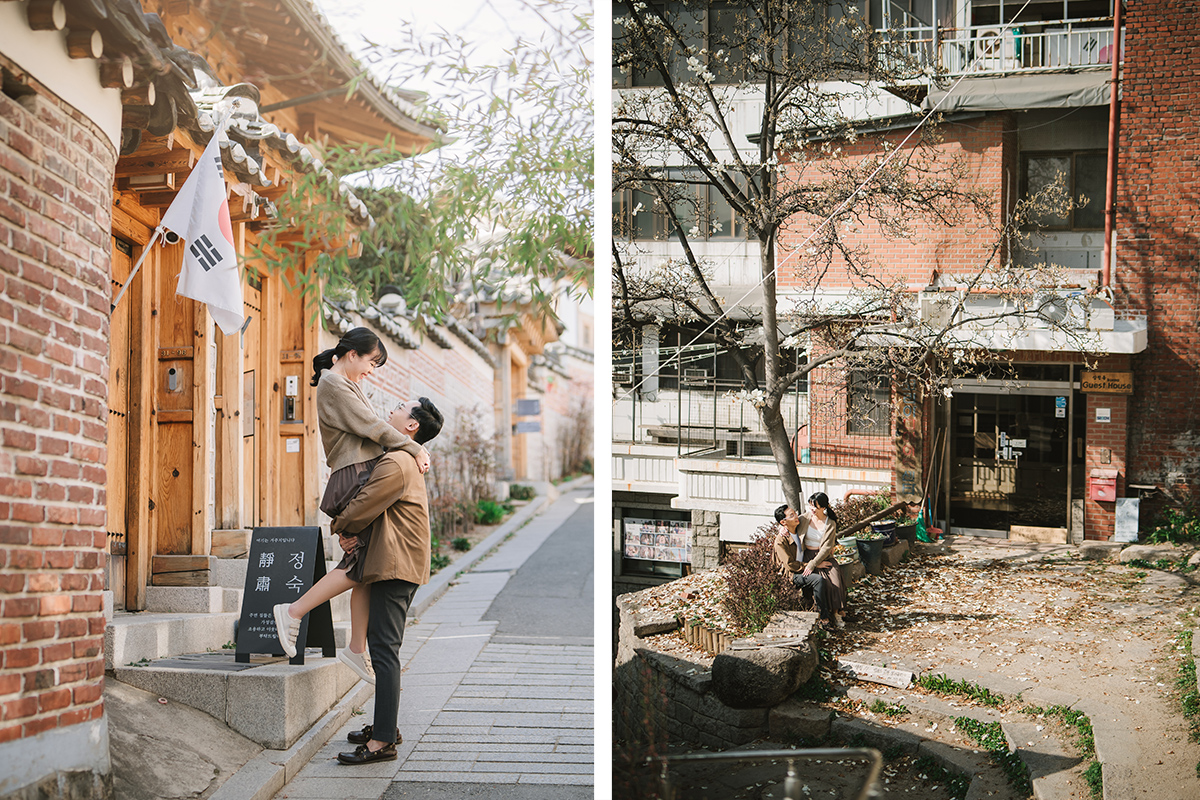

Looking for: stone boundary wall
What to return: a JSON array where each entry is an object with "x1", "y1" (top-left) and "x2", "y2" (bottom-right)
[
  {"x1": 0, "y1": 56, "x2": 116, "y2": 799},
  {"x1": 614, "y1": 593, "x2": 770, "y2": 750},
  {"x1": 614, "y1": 540, "x2": 910, "y2": 751}
]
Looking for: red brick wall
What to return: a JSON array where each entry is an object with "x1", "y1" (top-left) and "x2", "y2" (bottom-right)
[
  {"x1": 1118, "y1": 1, "x2": 1200, "y2": 506},
  {"x1": 0, "y1": 73, "x2": 115, "y2": 748},
  {"x1": 777, "y1": 116, "x2": 1007, "y2": 289}
]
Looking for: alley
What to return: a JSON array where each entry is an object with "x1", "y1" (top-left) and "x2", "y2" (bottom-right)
[{"x1": 274, "y1": 486, "x2": 595, "y2": 800}]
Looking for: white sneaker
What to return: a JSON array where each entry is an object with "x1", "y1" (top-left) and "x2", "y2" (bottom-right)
[
  {"x1": 338, "y1": 647, "x2": 376, "y2": 685},
  {"x1": 273, "y1": 604, "x2": 300, "y2": 658},
  {"x1": 834, "y1": 615, "x2": 846, "y2": 629}
]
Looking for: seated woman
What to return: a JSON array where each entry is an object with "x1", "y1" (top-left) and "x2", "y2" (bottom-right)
[{"x1": 772, "y1": 492, "x2": 846, "y2": 629}]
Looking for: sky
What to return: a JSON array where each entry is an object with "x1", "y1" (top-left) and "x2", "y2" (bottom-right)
[{"x1": 314, "y1": 0, "x2": 591, "y2": 164}]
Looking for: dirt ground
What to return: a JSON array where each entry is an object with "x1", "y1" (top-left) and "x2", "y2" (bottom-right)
[
  {"x1": 623, "y1": 537, "x2": 1200, "y2": 799},
  {"x1": 831, "y1": 538, "x2": 1200, "y2": 799}
]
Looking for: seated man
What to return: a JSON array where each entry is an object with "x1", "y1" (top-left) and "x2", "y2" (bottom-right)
[{"x1": 772, "y1": 494, "x2": 846, "y2": 629}]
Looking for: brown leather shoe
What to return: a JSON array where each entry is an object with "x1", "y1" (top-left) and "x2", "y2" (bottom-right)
[
  {"x1": 337, "y1": 743, "x2": 397, "y2": 765},
  {"x1": 347, "y1": 724, "x2": 401, "y2": 745}
]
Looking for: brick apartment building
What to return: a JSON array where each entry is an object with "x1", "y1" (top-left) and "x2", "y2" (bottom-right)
[{"x1": 613, "y1": 0, "x2": 1192, "y2": 591}]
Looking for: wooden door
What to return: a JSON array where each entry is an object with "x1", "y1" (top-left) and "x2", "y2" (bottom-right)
[
  {"x1": 154, "y1": 245, "x2": 196, "y2": 554},
  {"x1": 106, "y1": 237, "x2": 133, "y2": 608},
  {"x1": 243, "y1": 280, "x2": 261, "y2": 524}
]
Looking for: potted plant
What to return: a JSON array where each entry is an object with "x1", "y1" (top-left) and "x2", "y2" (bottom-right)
[
  {"x1": 894, "y1": 515, "x2": 920, "y2": 544},
  {"x1": 855, "y1": 527, "x2": 888, "y2": 575}
]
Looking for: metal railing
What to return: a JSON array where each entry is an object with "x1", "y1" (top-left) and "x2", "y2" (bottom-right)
[
  {"x1": 885, "y1": 17, "x2": 1122, "y2": 76},
  {"x1": 613, "y1": 374, "x2": 892, "y2": 469},
  {"x1": 657, "y1": 748, "x2": 883, "y2": 800}
]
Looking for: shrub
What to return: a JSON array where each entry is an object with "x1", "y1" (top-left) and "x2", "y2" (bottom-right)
[
  {"x1": 832, "y1": 491, "x2": 891, "y2": 532},
  {"x1": 509, "y1": 484, "x2": 536, "y2": 501},
  {"x1": 452, "y1": 536, "x2": 471, "y2": 551},
  {"x1": 722, "y1": 525, "x2": 806, "y2": 633},
  {"x1": 474, "y1": 499, "x2": 506, "y2": 525},
  {"x1": 1145, "y1": 506, "x2": 1200, "y2": 544},
  {"x1": 430, "y1": 552, "x2": 451, "y2": 572}
]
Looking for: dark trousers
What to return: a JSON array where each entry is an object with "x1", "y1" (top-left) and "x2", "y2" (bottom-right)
[
  {"x1": 792, "y1": 571, "x2": 830, "y2": 620},
  {"x1": 367, "y1": 578, "x2": 419, "y2": 744}
]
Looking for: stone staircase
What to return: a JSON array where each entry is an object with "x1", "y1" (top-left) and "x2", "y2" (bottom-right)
[{"x1": 105, "y1": 534, "x2": 360, "y2": 750}]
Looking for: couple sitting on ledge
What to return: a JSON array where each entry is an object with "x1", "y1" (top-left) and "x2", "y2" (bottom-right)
[{"x1": 773, "y1": 492, "x2": 846, "y2": 629}]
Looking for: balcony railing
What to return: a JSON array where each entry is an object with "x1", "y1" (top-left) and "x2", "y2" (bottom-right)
[
  {"x1": 613, "y1": 375, "x2": 891, "y2": 470},
  {"x1": 887, "y1": 17, "x2": 1123, "y2": 76}
]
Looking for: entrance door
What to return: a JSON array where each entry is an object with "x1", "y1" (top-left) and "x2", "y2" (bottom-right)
[
  {"x1": 950, "y1": 391, "x2": 1075, "y2": 534},
  {"x1": 106, "y1": 237, "x2": 133, "y2": 608}
]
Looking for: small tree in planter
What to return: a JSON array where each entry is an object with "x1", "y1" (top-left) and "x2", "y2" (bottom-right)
[{"x1": 833, "y1": 493, "x2": 892, "y2": 539}]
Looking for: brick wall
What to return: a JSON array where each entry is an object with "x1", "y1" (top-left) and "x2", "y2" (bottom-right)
[
  {"x1": 1118, "y1": 1, "x2": 1200, "y2": 505},
  {"x1": 0, "y1": 60, "x2": 115, "y2": 798},
  {"x1": 778, "y1": 116, "x2": 1007, "y2": 289}
]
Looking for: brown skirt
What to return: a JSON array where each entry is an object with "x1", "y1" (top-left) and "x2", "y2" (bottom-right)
[
  {"x1": 321, "y1": 457, "x2": 383, "y2": 583},
  {"x1": 803, "y1": 548, "x2": 846, "y2": 615}
]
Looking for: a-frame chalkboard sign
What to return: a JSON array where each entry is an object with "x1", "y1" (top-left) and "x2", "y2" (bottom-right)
[{"x1": 235, "y1": 527, "x2": 336, "y2": 665}]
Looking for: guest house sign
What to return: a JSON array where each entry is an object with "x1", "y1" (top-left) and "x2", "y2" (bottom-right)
[{"x1": 1082, "y1": 371, "x2": 1133, "y2": 394}]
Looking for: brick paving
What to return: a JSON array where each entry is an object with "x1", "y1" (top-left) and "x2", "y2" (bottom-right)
[{"x1": 274, "y1": 489, "x2": 594, "y2": 799}]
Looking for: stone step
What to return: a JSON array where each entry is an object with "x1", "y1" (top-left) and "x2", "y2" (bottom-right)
[
  {"x1": 106, "y1": 611, "x2": 241, "y2": 670},
  {"x1": 106, "y1": 606, "x2": 353, "y2": 669},
  {"x1": 110, "y1": 649, "x2": 362, "y2": 750}
]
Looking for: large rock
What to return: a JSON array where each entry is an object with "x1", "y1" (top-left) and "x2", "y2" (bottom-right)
[
  {"x1": 711, "y1": 643, "x2": 817, "y2": 708},
  {"x1": 1119, "y1": 543, "x2": 1186, "y2": 564}
]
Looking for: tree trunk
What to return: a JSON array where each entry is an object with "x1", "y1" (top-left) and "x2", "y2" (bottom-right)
[{"x1": 757, "y1": 232, "x2": 804, "y2": 511}]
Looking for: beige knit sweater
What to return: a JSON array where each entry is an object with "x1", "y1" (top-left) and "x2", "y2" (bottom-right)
[{"x1": 316, "y1": 372, "x2": 421, "y2": 472}]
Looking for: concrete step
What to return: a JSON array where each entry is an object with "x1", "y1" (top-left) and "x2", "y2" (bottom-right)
[
  {"x1": 107, "y1": 605, "x2": 352, "y2": 669},
  {"x1": 106, "y1": 611, "x2": 240, "y2": 670},
  {"x1": 111, "y1": 649, "x2": 362, "y2": 750}
]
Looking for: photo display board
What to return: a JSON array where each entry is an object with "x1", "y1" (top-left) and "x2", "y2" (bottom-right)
[{"x1": 622, "y1": 518, "x2": 692, "y2": 563}]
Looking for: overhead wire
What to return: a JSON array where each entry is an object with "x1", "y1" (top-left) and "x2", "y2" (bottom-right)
[{"x1": 613, "y1": 0, "x2": 1039, "y2": 403}]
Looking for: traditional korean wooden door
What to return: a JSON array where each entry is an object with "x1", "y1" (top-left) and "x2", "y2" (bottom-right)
[
  {"x1": 154, "y1": 244, "x2": 197, "y2": 555},
  {"x1": 243, "y1": 280, "x2": 261, "y2": 525},
  {"x1": 106, "y1": 237, "x2": 133, "y2": 609}
]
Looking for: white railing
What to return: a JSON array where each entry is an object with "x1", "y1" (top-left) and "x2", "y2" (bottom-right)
[{"x1": 886, "y1": 17, "x2": 1123, "y2": 77}]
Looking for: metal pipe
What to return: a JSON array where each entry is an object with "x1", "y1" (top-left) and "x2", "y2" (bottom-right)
[{"x1": 1101, "y1": 1, "x2": 1123, "y2": 286}]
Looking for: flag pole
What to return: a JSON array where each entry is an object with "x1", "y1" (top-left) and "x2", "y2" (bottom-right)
[{"x1": 110, "y1": 225, "x2": 165, "y2": 314}]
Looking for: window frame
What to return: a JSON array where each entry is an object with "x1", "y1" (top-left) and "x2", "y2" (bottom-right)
[
  {"x1": 1020, "y1": 149, "x2": 1108, "y2": 232},
  {"x1": 846, "y1": 369, "x2": 892, "y2": 436}
]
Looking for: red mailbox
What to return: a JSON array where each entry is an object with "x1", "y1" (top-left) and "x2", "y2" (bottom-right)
[{"x1": 1089, "y1": 469, "x2": 1119, "y2": 502}]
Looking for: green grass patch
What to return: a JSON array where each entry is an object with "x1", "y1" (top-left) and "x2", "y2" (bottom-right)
[
  {"x1": 868, "y1": 699, "x2": 910, "y2": 718},
  {"x1": 1176, "y1": 630, "x2": 1200, "y2": 742},
  {"x1": 913, "y1": 756, "x2": 971, "y2": 800},
  {"x1": 1082, "y1": 760, "x2": 1103, "y2": 799},
  {"x1": 954, "y1": 717, "x2": 1032, "y2": 796},
  {"x1": 916, "y1": 673, "x2": 1005, "y2": 707}
]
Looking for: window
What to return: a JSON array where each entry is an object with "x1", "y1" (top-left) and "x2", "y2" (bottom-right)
[
  {"x1": 613, "y1": 170, "x2": 751, "y2": 241},
  {"x1": 1022, "y1": 151, "x2": 1107, "y2": 231},
  {"x1": 847, "y1": 370, "x2": 891, "y2": 435},
  {"x1": 614, "y1": 1, "x2": 865, "y2": 88}
]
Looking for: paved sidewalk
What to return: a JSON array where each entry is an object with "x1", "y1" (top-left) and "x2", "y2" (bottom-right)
[{"x1": 273, "y1": 486, "x2": 595, "y2": 799}]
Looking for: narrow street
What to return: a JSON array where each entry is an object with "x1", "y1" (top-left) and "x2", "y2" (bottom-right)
[{"x1": 274, "y1": 486, "x2": 595, "y2": 800}]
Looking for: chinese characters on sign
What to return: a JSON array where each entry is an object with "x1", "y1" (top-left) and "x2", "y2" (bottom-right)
[
  {"x1": 253, "y1": 551, "x2": 307, "y2": 592},
  {"x1": 623, "y1": 518, "x2": 691, "y2": 563}
]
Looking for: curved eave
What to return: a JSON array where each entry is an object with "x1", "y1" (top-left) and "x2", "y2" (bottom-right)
[{"x1": 275, "y1": 0, "x2": 448, "y2": 147}]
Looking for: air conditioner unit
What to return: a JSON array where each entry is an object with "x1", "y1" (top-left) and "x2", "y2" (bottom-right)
[
  {"x1": 974, "y1": 27, "x2": 1018, "y2": 72},
  {"x1": 919, "y1": 293, "x2": 955, "y2": 328},
  {"x1": 682, "y1": 368, "x2": 710, "y2": 386},
  {"x1": 1036, "y1": 293, "x2": 1085, "y2": 328}
]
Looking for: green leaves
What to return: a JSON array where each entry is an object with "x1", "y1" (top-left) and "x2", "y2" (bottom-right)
[{"x1": 246, "y1": 0, "x2": 592, "y2": 320}]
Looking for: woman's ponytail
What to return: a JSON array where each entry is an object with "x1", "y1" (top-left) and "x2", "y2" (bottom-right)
[
  {"x1": 310, "y1": 327, "x2": 386, "y2": 386},
  {"x1": 310, "y1": 347, "x2": 338, "y2": 386}
]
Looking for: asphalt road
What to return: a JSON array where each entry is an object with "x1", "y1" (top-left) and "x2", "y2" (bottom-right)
[{"x1": 483, "y1": 499, "x2": 595, "y2": 645}]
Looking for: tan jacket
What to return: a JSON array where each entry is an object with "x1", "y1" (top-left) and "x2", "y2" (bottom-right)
[
  {"x1": 317, "y1": 372, "x2": 421, "y2": 472},
  {"x1": 773, "y1": 512, "x2": 838, "y2": 574},
  {"x1": 331, "y1": 451, "x2": 431, "y2": 586}
]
